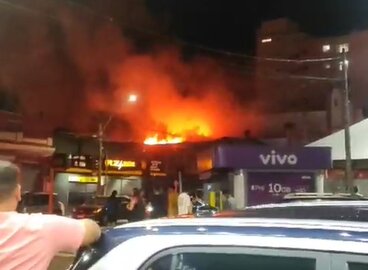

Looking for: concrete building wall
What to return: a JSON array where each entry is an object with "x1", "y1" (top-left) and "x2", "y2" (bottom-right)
[
  {"x1": 259, "y1": 110, "x2": 328, "y2": 144},
  {"x1": 256, "y1": 18, "x2": 368, "y2": 142}
]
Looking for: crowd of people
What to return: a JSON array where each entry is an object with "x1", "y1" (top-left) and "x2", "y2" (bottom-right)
[
  {"x1": 104, "y1": 184, "x2": 220, "y2": 224},
  {"x1": 0, "y1": 160, "x2": 237, "y2": 269}
]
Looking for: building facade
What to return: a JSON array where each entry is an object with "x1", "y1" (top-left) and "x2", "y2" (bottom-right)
[
  {"x1": 51, "y1": 132, "x2": 206, "y2": 209},
  {"x1": 197, "y1": 144, "x2": 332, "y2": 209},
  {"x1": 256, "y1": 18, "x2": 367, "y2": 142},
  {"x1": 0, "y1": 131, "x2": 54, "y2": 192}
]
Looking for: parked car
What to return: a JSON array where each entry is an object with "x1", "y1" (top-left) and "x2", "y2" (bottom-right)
[
  {"x1": 282, "y1": 192, "x2": 368, "y2": 202},
  {"x1": 71, "y1": 195, "x2": 131, "y2": 225},
  {"x1": 69, "y1": 218, "x2": 368, "y2": 270},
  {"x1": 192, "y1": 200, "x2": 219, "y2": 217},
  {"x1": 212, "y1": 200, "x2": 368, "y2": 221},
  {"x1": 17, "y1": 192, "x2": 64, "y2": 215}
]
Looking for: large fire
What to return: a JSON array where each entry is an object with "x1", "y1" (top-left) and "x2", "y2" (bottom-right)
[
  {"x1": 143, "y1": 116, "x2": 213, "y2": 145},
  {"x1": 144, "y1": 134, "x2": 184, "y2": 145}
]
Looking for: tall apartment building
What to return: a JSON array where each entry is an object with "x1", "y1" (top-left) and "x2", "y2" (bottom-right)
[{"x1": 256, "y1": 18, "x2": 367, "y2": 142}]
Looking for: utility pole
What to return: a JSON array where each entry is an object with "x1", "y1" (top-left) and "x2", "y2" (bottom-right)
[
  {"x1": 97, "y1": 123, "x2": 104, "y2": 195},
  {"x1": 343, "y1": 49, "x2": 354, "y2": 195}
]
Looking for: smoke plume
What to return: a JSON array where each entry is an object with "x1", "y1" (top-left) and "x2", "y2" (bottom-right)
[{"x1": 0, "y1": 0, "x2": 260, "y2": 141}]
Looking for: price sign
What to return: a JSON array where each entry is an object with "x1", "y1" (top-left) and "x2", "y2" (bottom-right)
[{"x1": 248, "y1": 172, "x2": 314, "y2": 206}]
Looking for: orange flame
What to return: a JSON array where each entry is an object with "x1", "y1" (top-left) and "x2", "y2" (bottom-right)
[{"x1": 144, "y1": 133, "x2": 184, "y2": 145}]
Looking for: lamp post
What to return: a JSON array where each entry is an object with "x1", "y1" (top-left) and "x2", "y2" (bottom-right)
[
  {"x1": 96, "y1": 94, "x2": 138, "y2": 194},
  {"x1": 342, "y1": 50, "x2": 354, "y2": 195}
]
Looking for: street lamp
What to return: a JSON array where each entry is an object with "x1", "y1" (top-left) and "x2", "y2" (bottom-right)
[
  {"x1": 96, "y1": 94, "x2": 138, "y2": 195},
  {"x1": 128, "y1": 94, "x2": 138, "y2": 103}
]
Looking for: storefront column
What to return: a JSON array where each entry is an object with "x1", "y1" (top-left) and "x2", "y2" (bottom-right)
[
  {"x1": 315, "y1": 171, "x2": 325, "y2": 193},
  {"x1": 233, "y1": 169, "x2": 246, "y2": 209}
]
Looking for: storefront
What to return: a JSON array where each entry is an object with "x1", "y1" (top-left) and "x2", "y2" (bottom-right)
[
  {"x1": 198, "y1": 145, "x2": 332, "y2": 208},
  {"x1": 52, "y1": 154, "x2": 144, "y2": 208},
  {"x1": 103, "y1": 158, "x2": 143, "y2": 196}
]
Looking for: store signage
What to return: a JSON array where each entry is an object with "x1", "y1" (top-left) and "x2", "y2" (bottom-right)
[
  {"x1": 105, "y1": 159, "x2": 136, "y2": 170},
  {"x1": 209, "y1": 146, "x2": 331, "y2": 170},
  {"x1": 68, "y1": 155, "x2": 88, "y2": 168},
  {"x1": 68, "y1": 176, "x2": 98, "y2": 183},
  {"x1": 259, "y1": 150, "x2": 298, "y2": 166},
  {"x1": 148, "y1": 160, "x2": 167, "y2": 177},
  {"x1": 150, "y1": 160, "x2": 162, "y2": 172}
]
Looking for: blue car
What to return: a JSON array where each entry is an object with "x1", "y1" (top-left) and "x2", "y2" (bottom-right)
[{"x1": 70, "y1": 218, "x2": 368, "y2": 270}]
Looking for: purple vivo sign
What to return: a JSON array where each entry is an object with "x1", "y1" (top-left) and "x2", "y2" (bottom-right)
[
  {"x1": 247, "y1": 172, "x2": 314, "y2": 206},
  {"x1": 213, "y1": 145, "x2": 331, "y2": 170}
]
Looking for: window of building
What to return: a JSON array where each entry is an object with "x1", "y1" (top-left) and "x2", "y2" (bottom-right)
[
  {"x1": 261, "y1": 38, "x2": 272, "y2": 43},
  {"x1": 322, "y1": 44, "x2": 331, "y2": 52},
  {"x1": 144, "y1": 251, "x2": 316, "y2": 270},
  {"x1": 337, "y1": 43, "x2": 349, "y2": 53}
]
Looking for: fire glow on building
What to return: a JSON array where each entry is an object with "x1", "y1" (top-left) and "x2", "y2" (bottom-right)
[
  {"x1": 144, "y1": 134, "x2": 184, "y2": 145},
  {"x1": 143, "y1": 121, "x2": 212, "y2": 145}
]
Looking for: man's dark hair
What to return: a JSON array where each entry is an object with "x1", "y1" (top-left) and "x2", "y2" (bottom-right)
[
  {"x1": 0, "y1": 161, "x2": 19, "y2": 203},
  {"x1": 111, "y1": 190, "x2": 118, "y2": 197}
]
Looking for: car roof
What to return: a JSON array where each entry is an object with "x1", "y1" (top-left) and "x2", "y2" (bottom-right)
[
  {"x1": 283, "y1": 193, "x2": 368, "y2": 200},
  {"x1": 75, "y1": 218, "x2": 368, "y2": 269},
  {"x1": 116, "y1": 217, "x2": 368, "y2": 230},
  {"x1": 100, "y1": 218, "x2": 368, "y2": 251},
  {"x1": 248, "y1": 200, "x2": 368, "y2": 209}
]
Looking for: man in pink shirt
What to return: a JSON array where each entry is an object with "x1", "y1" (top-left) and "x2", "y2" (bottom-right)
[{"x1": 0, "y1": 161, "x2": 101, "y2": 270}]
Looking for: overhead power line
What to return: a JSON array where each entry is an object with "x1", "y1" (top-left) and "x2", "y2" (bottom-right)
[
  {"x1": 0, "y1": 0, "x2": 344, "y2": 82},
  {"x1": 66, "y1": 0, "x2": 342, "y2": 63},
  {"x1": 0, "y1": 0, "x2": 341, "y2": 64}
]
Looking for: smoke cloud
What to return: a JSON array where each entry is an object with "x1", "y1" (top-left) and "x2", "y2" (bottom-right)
[{"x1": 0, "y1": 0, "x2": 260, "y2": 141}]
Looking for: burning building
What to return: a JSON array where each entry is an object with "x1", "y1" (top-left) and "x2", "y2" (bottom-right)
[{"x1": 0, "y1": 0, "x2": 260, "y2": 142}]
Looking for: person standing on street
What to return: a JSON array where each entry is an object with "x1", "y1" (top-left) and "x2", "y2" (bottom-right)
[
  {"x1": 223, "y1": 192, "x2": 236, "y2": 210},
  {"x1": 167, "y1": 186, "x2": 178, "y2": 218},
  {"x1": 178, "y1": 190, "x2": 192, "y2": 216},
  {"x1": 105, "y1": 190, "x2": 120, "y2": 226},
  {"x1": 127, "y1": 188, "x2": 145, "y2": 222},
  {"x1": 0, "y1": 161, "x2": 101, "y2": 270}
]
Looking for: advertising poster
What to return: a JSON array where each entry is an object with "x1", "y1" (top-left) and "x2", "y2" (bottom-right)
[{"x1": 248, "y1": 172, "x2": 314, "y2": 206}]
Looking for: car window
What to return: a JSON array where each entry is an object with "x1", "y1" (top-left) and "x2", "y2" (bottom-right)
[
  {"x1": 33, "y1": 195, "x2": 49, "y2": 206},
  {"x1": 144, "y1": 252, "x2": 316, "y2": 270},
  {"x1": 349, "y1": 262, "x2": 368, "y2": 270},
  {"x1": 22, "y1": 194, "x2": 50, "y2": 206}
]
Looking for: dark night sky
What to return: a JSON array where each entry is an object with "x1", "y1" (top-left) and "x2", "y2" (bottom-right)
[{"x1": 147, "y1": 0, "x2": 368, "y2": 53}]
